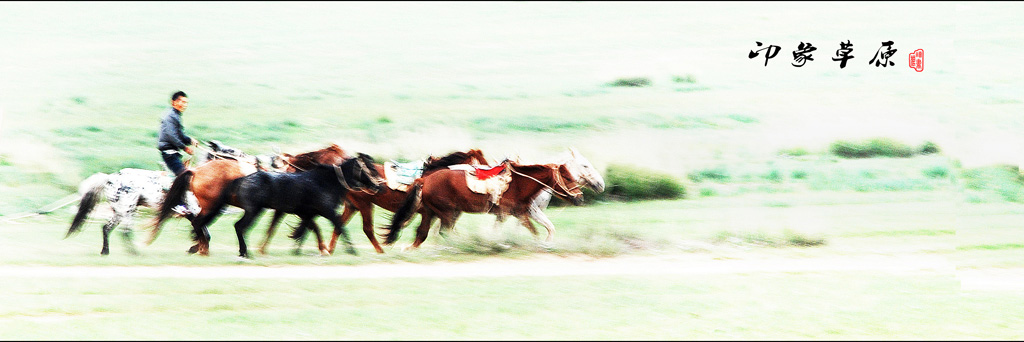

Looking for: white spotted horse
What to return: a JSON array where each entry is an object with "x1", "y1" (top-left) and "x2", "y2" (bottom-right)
[{"x1": 65, "y1": 141, "x2": 262, "y2": 255}]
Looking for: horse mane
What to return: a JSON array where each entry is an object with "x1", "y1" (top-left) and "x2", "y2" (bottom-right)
[
  {"x1": 508, "y1": 161, "x2": 559, "y2": 173},
  {"x1": 422, "y1": 151, "x2": 473, "y2": 172},
  {"x1": 285, "y1": 144, "x2": 350, "y2": 170}
]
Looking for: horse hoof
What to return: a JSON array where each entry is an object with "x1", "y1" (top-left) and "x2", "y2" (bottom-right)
[
  {"x1": 346, "y1": 248, "x2": 357, "y2": 256},
  {"x1": 187, "y1": 245, "x2": 200, "y2": 254}
]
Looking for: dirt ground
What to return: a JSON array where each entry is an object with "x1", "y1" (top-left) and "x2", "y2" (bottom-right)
[{"x1": 2, "y1": 252, "x2": 1017, "y2": 291}]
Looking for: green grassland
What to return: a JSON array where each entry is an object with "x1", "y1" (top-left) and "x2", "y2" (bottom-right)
[{"x1": 2, "y1": 2, "x2": 1024, "y2": 340}]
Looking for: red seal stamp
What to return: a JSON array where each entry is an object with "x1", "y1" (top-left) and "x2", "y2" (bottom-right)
[{"x1": 909, "y1": 49, "x2": 924, "y2": 72}]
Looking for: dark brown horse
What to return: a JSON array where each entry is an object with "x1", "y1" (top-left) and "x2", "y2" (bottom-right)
[
  {"x1": 266, "y1": 149, "x2": 490, "y2": 255},
  {"x1": 382, "y1": 161, "x2": 585, "y2": 250},
  {"x1": 149, "y1": 143, "x2": 349, "y2": 256}
]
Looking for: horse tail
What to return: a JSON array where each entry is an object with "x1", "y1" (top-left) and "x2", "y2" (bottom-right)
[
  {"x1": 288, "y1": 221, "x2": 306, "y2": 240},
  {"x1": 66, "y1": 173, "x2": 108, "y2": 238},
  {"x1": 192, "y1": 176, "x2": 242, "y2": 231},
  {"x1": 153, "y1": 170, "x2": 194, "y2": 233},
  {"x1": 382, "y1": 182, "x2": 423, "y2": 245}
]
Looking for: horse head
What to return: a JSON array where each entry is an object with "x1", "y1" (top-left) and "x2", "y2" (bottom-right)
[
  {"x1": 342, "y1": 153, "x2": 384, "y2": 194},
  {"x1": 564, "y1": 147, "x2": 605, "y2": 193},
  {"x1": 553, "y1": 163, "x2": 585, "y2": 206},
  {"x1": 467, "y1": 149, "x2": 489, "y2": 166}
]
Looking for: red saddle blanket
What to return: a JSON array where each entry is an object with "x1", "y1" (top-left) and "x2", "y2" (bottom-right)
[{"x1": 474, "y1": 164, "x2": 506, "y2": 180}]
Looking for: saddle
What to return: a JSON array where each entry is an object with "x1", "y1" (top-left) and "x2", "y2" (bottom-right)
[
  {"x1": 383, "y1": 160, "x2": 425, "y2": 192},
  {"x1": 448, "y1": 163, "x2": 511, "y2": 205}
]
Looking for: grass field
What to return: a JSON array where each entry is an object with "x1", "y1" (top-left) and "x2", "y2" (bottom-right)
[
  {"x1": 2, "y1": 2, "x2": 1024, "y2": 340},
  {"x1": 2, "y1": 189, "x2": 1024, "y2": 340}
]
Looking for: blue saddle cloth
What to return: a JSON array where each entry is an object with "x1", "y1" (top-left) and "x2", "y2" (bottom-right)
[{"x1": 386, "y1": 160, "x2": 424, "y2": 185}]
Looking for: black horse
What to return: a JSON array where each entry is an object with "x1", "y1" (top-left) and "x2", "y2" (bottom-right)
[{"x1": 191, "y1": 153, "x2": 383, "y2": 258}]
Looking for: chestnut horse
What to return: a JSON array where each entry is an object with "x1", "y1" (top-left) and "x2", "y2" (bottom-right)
[
  {"x1": 491, "y1": 147, "x2": 605, "y2": 242},
  {"x1": 149, "y1": 143, "x2": 349, "y2": 255},
  {"x1": 268, "y1": 149, "x2": 490, "y2": 255},
  {"x1": 381, "y1": 160, "x2": 585, "y2": 250}
]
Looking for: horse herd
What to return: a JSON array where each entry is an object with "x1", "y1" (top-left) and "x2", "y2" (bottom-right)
[{"x1": 65, "y1": 142, "x2": 605, "y2": 258}]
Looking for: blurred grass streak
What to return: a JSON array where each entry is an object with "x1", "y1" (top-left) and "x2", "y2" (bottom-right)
[
  {"x1": 960, "y1": 164, "x2": 1024, "y2": 203},
  {"x1": 712, "y1": 229, "x2": 826, "y2": 248},
  {"x1": 3, "y1": 272, "x2": 1017, "y2": 340}
]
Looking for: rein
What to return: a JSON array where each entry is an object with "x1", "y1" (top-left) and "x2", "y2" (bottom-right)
[
  {"x1": 282, "y1": 158, "x2": 307, "y2": 172},
  {"x1": 508, "y1": 164, "x2": 582, "y2": 199}
]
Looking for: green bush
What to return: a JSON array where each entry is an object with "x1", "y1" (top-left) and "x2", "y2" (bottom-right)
[
  {"x1": 922, "y1": 165, "x2": 949, "y2": 179},
  {"x1": 687, "y1": 166, "x2": 730, "y2": 182},
  {"x1": 763, "y1": 168, "x2": 783, "y2": 183},
  {"x1": 672, "y1": 74, "x2": 697, "y2": 84},
  {"x1": 790, "y1": 169, "x2": 809, "y2": 179},
  {"x1": 779, "y1": 147, "x2": 810, "y2": 157},
  {"x1": 605, "y1": 164, "x2": 685, "y2": 201},
  {"x1": 961, "y1": 165, "x2": 1024, "y2": 202},
  {"x1": 830, "y1": 137, "x2": 915, "y2": 158},
  {"x1": 607, "y1": 77, "x2": 652, "y2": 87},
  {"x1": 919, "y1": 141, "x2": 941, "y2": 154}
]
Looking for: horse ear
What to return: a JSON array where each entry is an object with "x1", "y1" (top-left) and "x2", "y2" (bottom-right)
[{"x1": 569, "y1": 147, "x2": 579, "y2": 157}]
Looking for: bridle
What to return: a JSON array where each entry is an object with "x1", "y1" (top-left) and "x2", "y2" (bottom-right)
[{"x1": 508, "y1": 163, "x2": 583, "y2": 199}]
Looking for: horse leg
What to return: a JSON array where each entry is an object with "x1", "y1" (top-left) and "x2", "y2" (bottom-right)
[
  {"x1": 528, "y1": 204, "x2": 556, "y2": 242},
  {"x1": 191, "y1": 216, "x2": 213, "y2": 256},
  {"x1": 492, "y1": 212, "x2": 509, "y2": 235},
  {"x1": 437, "y1": 212, "x2": 461, "y2": 239},
  {"x1": 118, "y1": 209, "x2": 141, "y2": 256},
  {"x1": 516, "y1": 212, "x2": 540, "y2": 238},
  {"x1": 329, "y1": 203, "x2": 358, "y2": 255},
  {"x1": 358, "y1": 205, "x2": 385, "y2": 254},
  {"x1": 100, "y1": 216, "x2": 120, "y2": 256},
  {"x1": 328, "y1": 212, "x2": 358, "y2": 256},
  {"x1": 308, "y1": 219, "x2": 329, "y2": 256},
  {"x1": 258, "y1": 211, "x2": 286, "y2": 255},
  {"x1": 411, "y1": 211, "x2": 436, "y2": 249},
  {"x1": 291, "y1": 218, "x2": 313, "y2": 255},
  {"x1": 234, "y1": 208, "x2": 263, "y2": 259}
]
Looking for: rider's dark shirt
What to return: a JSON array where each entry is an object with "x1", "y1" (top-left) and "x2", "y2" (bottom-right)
[{"x1": 157, "y1": 107, "x2": 192, "y2": 151}]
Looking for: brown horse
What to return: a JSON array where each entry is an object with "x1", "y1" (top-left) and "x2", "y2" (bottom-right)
[
  {"x1": 381, "y1": 160, "x2": 585, "y2": 250},
  {"x1": 265, "y1": 149, "x2": 490, "y2": 255},
  {"x1": 149, "y1": 143, "x2": 349, "y2": 255}
]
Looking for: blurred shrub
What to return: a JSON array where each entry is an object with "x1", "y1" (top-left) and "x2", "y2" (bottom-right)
[
  {"x1": 919, "y1": 141, "x2": 941, "y2": 154},
  {"x1": 687, "y1": 166, "x2": 730, "y2": 183},
  {"x1": 607, "y1": 77, "x2": 652, "y2": 87},
  {"x1": 763, "y1": 168, "x2": 784, "y2": 183},
  {"x1": 779, "y1": 147, "x2": 810, "y2": 157},
  {"x1": 672, "y1": 74, "x2": 697, "y2": 84},
  {"x1": 961, "y1": 164, "x2": 1024, "y2": 202},
  {"x1": 830, "y1": 137, "x2": 915, "y2": 158},
  {"x1": 712, "y1": 230, "x2": 826, "y2": 247},
  {"x1": 922, "y1": 165, "x2": 949, "y2": 179},
  {"x1": 790, "y1": 169, "x2": 809, "y2": 179},
  {"x1": 605, "y1": 164, "x2": 685, "y2": 201}
]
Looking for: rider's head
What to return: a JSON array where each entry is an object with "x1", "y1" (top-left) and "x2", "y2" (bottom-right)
[{"x1": 171, "y1": 91, "x2": 188, "y2": 113}]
